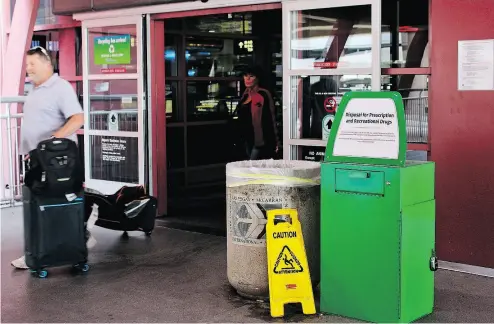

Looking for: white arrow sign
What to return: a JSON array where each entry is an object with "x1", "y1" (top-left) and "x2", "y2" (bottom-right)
[
  {"x1": 108, "y1": 112, "x2": 119, "y2": 131},
  {"x1": 322, "y1": 114, "x2": 334, "y2": 141}
]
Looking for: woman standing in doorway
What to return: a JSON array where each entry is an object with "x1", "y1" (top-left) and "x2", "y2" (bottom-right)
[{"x1": 236, "y1": 66, "x2": 280, "y2": 160}]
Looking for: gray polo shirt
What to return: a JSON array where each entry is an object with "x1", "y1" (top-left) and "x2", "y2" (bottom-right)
[{"x1": 20, "y1": 73, "x2": 83, "y2": 155}]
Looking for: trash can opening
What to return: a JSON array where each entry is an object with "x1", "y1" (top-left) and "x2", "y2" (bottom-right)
[{"x1": 226, "y1": 159, "x2": 321, "y2": 188}]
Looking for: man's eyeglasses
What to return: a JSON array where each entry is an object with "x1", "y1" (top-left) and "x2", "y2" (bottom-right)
[{"x1": 27, "y1": 46, "x2": 50, "y2": 60}]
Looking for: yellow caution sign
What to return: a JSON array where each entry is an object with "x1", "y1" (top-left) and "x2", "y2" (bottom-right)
[{"x1": 266, "y1": 208, "x2": 316, "y2": 318}]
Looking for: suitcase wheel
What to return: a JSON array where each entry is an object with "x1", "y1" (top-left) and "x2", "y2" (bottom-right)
[
  {"x1": 72, "y1": 263, "x2": 90, "y2": 273},
  {"x1": 30, "y1": 269, "x2": 48, "y2": 278},
  {"x1": 145, "y1": 231, "x2": 152, "y2": 237}
]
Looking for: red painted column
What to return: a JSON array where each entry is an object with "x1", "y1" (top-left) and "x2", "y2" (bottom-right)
[
  {"x1": 58, "y1": 28, "x2": 77, "y2": 82},
  {"x1": 430, "y1": 0, "x2": 494, "y2": 268},
  {"x1": 150, "y1": 20, "x2": 167, "y2": 215},
  {"x1": 58, "y1": 28, "x2": 83, "y2": 137}
]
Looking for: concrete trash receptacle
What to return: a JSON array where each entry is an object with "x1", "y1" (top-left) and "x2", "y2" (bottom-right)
[{"x1": 226, "y1": 159, "x2": 321, "y2": 299}]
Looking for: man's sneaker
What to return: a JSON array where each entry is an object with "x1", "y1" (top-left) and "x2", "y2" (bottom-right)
[{"x1": 11, "y1": 255, "x2": 29, "y2": 269}]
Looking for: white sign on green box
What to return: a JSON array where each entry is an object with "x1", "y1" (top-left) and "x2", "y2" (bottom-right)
[{"x1": 332, "y1": 98, "x2": 400, "y2": 160}]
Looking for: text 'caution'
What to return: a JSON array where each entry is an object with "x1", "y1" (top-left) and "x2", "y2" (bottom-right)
[{"x1": 273, "y1": 231, "x2": 297, "y2": 239}]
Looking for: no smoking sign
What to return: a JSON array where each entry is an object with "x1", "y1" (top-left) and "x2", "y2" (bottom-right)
[{"x1": 324, "y1": 97, "x2": 337, "y2": 113}]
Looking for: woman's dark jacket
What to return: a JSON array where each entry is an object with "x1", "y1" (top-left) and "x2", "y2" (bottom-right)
[{"x1": 236, "y1": 87, "x2": 280, "y2": 150}]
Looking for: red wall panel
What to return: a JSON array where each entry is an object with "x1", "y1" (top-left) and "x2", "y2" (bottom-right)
[
  {"x1": 52, "y1": 0, "x2": 92, "y2": 15},
  {"x1": 430, "y1": 0, "x2": 494, "y2": 268},
  {"x1": 58, "y1": 29, "x2": 76, "y2": 78}
]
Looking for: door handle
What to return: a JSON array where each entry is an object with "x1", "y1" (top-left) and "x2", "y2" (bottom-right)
[{"x1": 348, "y1": 171, "x2": 370, "y2": 179}]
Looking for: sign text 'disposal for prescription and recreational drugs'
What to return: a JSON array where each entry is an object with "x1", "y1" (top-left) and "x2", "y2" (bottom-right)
[{"x1": 333, "y1": 98, "x2": 399, "y2": 160}]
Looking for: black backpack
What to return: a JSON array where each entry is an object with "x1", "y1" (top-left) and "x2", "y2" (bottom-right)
[{"x1": 24, "y1": 138, "x2": 84, "y2": 197}]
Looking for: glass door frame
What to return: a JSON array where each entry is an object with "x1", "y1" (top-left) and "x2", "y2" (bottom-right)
[
  {"x1": 281, "y1": 0, "x2": 382, "y2": 159},
  {"x1": 82, "y1": 15, "x2": 147, "y2": 194}
]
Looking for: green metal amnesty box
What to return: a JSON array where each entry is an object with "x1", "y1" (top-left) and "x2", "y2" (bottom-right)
[{"x1": 320, "y1": 91, "x2": 436, "y2": 323}]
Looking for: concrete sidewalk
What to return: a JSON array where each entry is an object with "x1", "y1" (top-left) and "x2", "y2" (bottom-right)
[{"x1": 2, "y1": 206, "x2": 494, "y2": 323}]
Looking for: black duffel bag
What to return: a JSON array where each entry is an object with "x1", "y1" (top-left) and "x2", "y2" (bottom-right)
[
  {"x1": 24, "y1": 138, "x2": 84, "y2": 197},
  {"x1": 84, "y1": 185, "x2": 157, "y2": 236}
]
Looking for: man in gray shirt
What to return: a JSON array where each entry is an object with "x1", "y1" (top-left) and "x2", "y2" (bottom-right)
[
  {"x1": 11, "y1": 46, "x2": 87, "y2": 269},
  {"x1": 20, "y1": 46, "x2": 84, "y2": 154}
]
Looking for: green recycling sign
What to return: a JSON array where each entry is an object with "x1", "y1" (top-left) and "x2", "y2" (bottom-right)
[{"x1": 94, "y1": 34, "x2": 131, "y2": 65}]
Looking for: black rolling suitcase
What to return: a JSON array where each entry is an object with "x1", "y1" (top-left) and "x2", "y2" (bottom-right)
[
  {"x1": 23, "y1": 186, "x2": 88, "y2": 278},
  {"x1": 84, "y1": 185, "x2": 157, "y2": 236},
  {"x1": 23, "y1": 138, "x2": 88, "y2": 278}
]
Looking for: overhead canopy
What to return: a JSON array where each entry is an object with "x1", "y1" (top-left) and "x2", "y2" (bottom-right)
[{"x1": 52, "y1": 0, "x2": 199, "y2": 15}]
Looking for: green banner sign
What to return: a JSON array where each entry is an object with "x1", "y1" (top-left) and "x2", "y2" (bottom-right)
[{"x1": 93, "y1": 34, "x2": 131, "y2": 65}]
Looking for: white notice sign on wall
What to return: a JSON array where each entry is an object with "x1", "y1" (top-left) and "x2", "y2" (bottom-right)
[
  {"x1": 458, "y1": 39, "x2": 494, "y2": 91},
  {"x1": 333, "y1": 98, "x2": 399, "y2": 159}
]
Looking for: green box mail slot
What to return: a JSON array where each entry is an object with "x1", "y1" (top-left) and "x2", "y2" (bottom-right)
[
  {"x1": 320, "y1": 91, "x2": 436, "y2": 323},
  {"x1": 335, "y1": 169, "x2": 385, "y2": 196}
]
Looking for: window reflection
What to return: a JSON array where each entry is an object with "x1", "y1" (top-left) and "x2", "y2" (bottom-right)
[
  {"x1": 88, "y1": 79, "x2": 138, "y2": 132},
  {"x1": 381, "y1": 0, "x2": 430, "y2": 68},
  {"x1": 166, "y1": 81, "x2": 180, "y2": 121},
  {"x1": 185, "y1": 13, "x2": 252, "y2": 35},
  {"x1": 381, "y1": 75, "x2": 429, "y2": 143},
  {"x1": 290, "y1": 2, "x2": 430, "y2": 70},
  {"x1": 381, "y1": 26, "x2": 429, "y2": 68},
  {"x1": 35, "y1": 0, "x2": 57, "y2": 25},
  {"x1": 186, "y1": 81, "x2": 241, "y2": 121},
  {"x1": 165, "y1": 35, "x2": 178, "y2": 77},
  {"x1": 290, "y1": 6, "x2": 372, "y2": 70},
  {"x1": 291, "y1": 74, "x2": 428, "y2": 143},
  {"x1": 291, "y1": 75, "x2": 372, "y2": 139},
  {"x1": 185, "y1": 37, "x2": 254, "y2": 77}
]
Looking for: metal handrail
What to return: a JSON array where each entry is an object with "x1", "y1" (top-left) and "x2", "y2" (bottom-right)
[
  {"x1": 0, "y1": 96, "x2": 26, "y2": 104},
  {"x1": 1, "y1": 96, "x2": 26, "y2": 208},
  {"x1": 89, "y1": 109, "x2": 138, "y2": 115}
]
